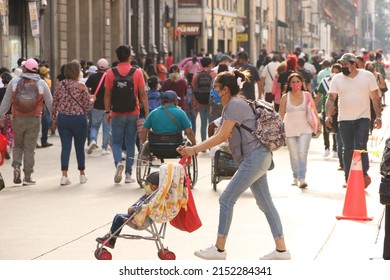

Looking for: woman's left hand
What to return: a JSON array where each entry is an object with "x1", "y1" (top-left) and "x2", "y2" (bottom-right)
[{"x1": 177, "y1": 145, "x2": 197, "y2": 157}]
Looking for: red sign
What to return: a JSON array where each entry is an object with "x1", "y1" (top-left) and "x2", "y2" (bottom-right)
[{"x1": 178, "y1": 23, "x2": 201, "y2": 36}]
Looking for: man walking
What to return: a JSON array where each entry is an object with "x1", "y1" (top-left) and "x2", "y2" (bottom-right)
[
  {"x1": 235, "y1": 52, "x2": 261, "y2": 100},
  {"x1": 259, "y1": 53, "x2": 280, "y2": 104},
  {"x1": 0, "y1": 58, "x2": 52, "y2": 185},
  {"x1": 104, "y1": 45, "x2": 149, "y2": 184},
  {"x1": 325, "y1": 53, "x2": 382, "y2": 188}
]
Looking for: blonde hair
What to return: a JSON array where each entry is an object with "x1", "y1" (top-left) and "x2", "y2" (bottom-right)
[{"x1": 64, "y1": 60, "x2": 82, "y2": 80}]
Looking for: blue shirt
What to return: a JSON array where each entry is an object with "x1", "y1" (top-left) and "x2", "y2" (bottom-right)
[{"x1": 143, "y1": 105, "x2": 192, "y2": 134}]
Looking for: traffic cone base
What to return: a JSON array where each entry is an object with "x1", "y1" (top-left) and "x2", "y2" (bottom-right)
[{"x1": 336, "y1": 150, "x2": 373, "y2": 221}]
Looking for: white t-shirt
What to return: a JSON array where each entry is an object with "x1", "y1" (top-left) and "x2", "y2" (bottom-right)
[
  {"x1": 260, "y1": 61, "x2": 280, "y2": 93},
  {"x1": 329, "y1": 70, "x2": 378, "y2": 121}
]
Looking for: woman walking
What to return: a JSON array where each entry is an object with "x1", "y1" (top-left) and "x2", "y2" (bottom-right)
[
  {"x1": 178, "y1": 70, "x2": 290, "y2": 260},
  {"x1": 52, "y1": 60, "x2": 95, "y2": 185}
]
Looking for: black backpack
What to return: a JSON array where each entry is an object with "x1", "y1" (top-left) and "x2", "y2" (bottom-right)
[
  {"x1": 111, "y1": 67, "x2": 137, "y2": 112},
  {"x1": 194, "y1": 70, "x2": 212, "y2": 105}
]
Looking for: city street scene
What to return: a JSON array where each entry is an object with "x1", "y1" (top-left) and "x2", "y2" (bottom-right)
[{"x1": 1, "y1": 0, "x2": 390, "y2": 279}]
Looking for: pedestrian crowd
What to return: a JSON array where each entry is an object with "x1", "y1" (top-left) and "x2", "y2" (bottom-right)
[{"x1": 0, "y1": 44, "x2": 388, "y2": 261}]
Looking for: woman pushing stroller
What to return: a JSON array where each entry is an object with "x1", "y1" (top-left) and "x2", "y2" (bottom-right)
[{"x1": 178, "y1": 70, "x2": 291, "y2": 260}]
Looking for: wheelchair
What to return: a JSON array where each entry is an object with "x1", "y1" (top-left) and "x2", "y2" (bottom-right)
[{"x1": 136, "y1": 131, "x2": 198, "y2": 189}]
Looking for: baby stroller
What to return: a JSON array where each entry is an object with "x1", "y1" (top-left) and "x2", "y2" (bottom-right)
[
  {"x1": 210, "y1": 143, "x2": 238, "y2": 191},
  {"x1": 94, "y1": 161, "x2": 189, "y2": 260}
]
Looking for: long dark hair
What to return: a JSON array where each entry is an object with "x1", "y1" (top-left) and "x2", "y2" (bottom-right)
[
  {"x1": 214, "y1": 69, "x2": 250, "y2": 96},
  {"x1": 285, "y1": 72, "x2": 305, "y2": 93}
]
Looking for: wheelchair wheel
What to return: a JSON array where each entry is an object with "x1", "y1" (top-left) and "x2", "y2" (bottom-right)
[
  {"x1": 136, "y1": 142, "x2": 151, "y2": 188},
  {"x1": 186, "y1": 155, "x2": 198, "y2": 189}
]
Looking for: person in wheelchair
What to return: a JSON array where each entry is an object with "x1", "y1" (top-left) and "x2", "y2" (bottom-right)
[{"x1": 140, "y1": 90, "x2": 196, "y2": 146}]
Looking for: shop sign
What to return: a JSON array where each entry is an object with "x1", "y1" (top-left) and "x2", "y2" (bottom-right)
[
  {"x1": 178, "y1": 23, "x2": 201, "y2": 36},
  {"x1": 236, "y1": 33, "x2": 248, "y2": 42}
]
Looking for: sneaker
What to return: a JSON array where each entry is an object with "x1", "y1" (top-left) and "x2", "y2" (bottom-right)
[
  {"x1": 260, "y1": 249, "x2": 291, "y2": 260},
  {"x1": 125, "y1": 173, "x2": 135, "y2": 183},
  {"x1": 364, "y1": 175, "x2": 371, "y2": 189},
  {"x1": 337, "y1": 166, "x2": 344, "y2": 171},
  {"x1": 80, "y1": 175, "x2": 88, "y2": 184},
  {"x1": 114, "y1": 162, "x2": 124, "y2": 183},
  {"x1": 332, "y1": 151, "x2": 338, "y2": 158},
  {"x1": 22, "y1": 178, "x2": 36, "y2": 186},
  {"x1": 13, "y1": 168, "x2": 21, "y2": 184},
  {"x1": 291, "y1": 178, "x2": 298, "y2": 186},
  {"x1": 323, "y1": 149, "x2": 330, "y2": 157},
  {"x1": 298, "y1": 180, "x2": 308, "y2": 188},
  {"x1": 87, "y1": 141, "x2": 97, "y2": 155},
  {"x1": 194, "y1": 245, "x2": 227, "y2": 260},
  {"x1": 96, "y1": 234, "x2": 115, "y2": 249},
  {"x1": 101, "y1": 149, "x2": 111, "y2": 156},
  {"x1": 60, "y1": 176, "x2": 71, "y2": 186}
]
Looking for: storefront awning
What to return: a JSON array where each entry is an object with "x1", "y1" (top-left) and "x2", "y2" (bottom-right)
[
  {"x1": 277, "y1": 19, "x2": 288, "y2": 28},
  {"x1": 323, "y1": 7, "x2": 333, "y2": 19}
]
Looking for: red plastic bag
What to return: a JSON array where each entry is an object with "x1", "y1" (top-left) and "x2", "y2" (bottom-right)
[
  {"x1": 169, "y1": 157, "x2": 202, "y2": 232},
  {"x1": 0, "y1": 134, "x2": 6, "y2": 166}
]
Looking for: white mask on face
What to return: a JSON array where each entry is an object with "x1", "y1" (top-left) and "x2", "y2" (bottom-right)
[{"x1": 329, "y1": 73, "x2": 336, "y2": 79}]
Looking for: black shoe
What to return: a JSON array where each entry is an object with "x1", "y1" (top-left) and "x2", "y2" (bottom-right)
[
  {"x1": 41, "y1": 142, "x2": 53, "y2": 148},
  {"x1": 36, "y1": 144, "x2": 42, "y2": 149},
  {"x1": 13, "y1": 168, "x2": 21, "y2": 184},
  {"x1": 96, "y1": 235, "x2": 115, "y2": 249}
]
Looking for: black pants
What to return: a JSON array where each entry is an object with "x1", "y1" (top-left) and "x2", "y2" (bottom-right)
[{"x1": 384, "y1": 205, "x2": 390, "y2": 260}]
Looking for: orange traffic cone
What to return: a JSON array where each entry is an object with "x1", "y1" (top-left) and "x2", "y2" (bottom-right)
[{"x1": 336, "y1": 150, "x2": 373, "y2": 221}]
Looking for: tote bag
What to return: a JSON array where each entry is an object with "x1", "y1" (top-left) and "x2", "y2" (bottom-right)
[
  {"x1": 169, "y1": 157, "x2": 202, "y2": 232},
  {"x1": 305, "y1": 92, "x2": 319, "y2": 133}
]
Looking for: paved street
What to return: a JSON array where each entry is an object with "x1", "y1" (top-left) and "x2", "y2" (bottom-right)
[{"x1": 0, "y1": 106, "x2": 389, "y2": 262}]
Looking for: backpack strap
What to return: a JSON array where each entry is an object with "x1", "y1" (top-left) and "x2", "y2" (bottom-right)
[
  {"x1": 112, "y1": 67, "x2": 136, "y2": 78},
  {"x1": 93, "y1": 72, "x2": 107, "y2": 96}
]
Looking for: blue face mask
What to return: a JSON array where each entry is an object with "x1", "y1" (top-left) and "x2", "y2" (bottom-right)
[{"x1": 210, "y1": 89, "x2": 221, "y2": 104}]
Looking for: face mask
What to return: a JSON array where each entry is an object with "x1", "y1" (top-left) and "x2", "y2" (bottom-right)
[
  {"x1": 210, "y1": 89, "x2": 221, "y2": 104},
  {"x1": 291, "y1": 83, "x2": 301, "y2": 92},
  {"x1": 329, "y1": 73, "x2": 335, "y2": 79},
  {"x1": 144, "y1": 184, "x2": 153, "y2": 195},
  {"x1": 342, "y1": 67, "x2": 351, "y2": 76}
]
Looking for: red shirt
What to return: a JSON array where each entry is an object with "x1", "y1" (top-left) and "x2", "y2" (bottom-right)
[{"x1": 105, "y1": 62, "x2": 145, "y2": 116}]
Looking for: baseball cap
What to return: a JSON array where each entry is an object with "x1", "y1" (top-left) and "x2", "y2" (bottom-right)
[
  {"x1": 97, "y1": 58, "x2": 109, "y2": 70},
  {"x1": 21, "y1": 58, "x2": 39, "y2": 72},
  {"x1": 40, "y1": 66, "x2": 50, "y2": 75},
  {"x1": 86, "y1": 65, "x2": 98, "y2": 73},
  {"x1": 219, "y1": 54, "x2": 233, "y2": 62},
  {"x1": 162, "y1": 90, "x2": 181, "y2": 102},
  {"x1": 147, "y1": 76, "x2": 159, "y2": 88},
  {"x1": 319, "y1": 59, "x2": 331, "y2": 66},
  {"x1": 337, "y1": 53, "x2": 356, "y2": 64}
]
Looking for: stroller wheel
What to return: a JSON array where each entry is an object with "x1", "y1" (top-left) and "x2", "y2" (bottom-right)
[
  {"x1": 163, "y1": 251, "x2": 176, "y2": 260},
  {"x1": 95, "y1": 248, "x2": 112, "y2": 260}
]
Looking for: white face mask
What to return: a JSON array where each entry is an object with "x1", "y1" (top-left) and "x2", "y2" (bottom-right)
[{"x1": 329, "y1": 73, "x2": 336, "y2": 79}]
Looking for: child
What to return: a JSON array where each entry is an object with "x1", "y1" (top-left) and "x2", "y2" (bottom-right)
[{"x1": 96, "y1": 171, "x2": 160, "y2": 249}]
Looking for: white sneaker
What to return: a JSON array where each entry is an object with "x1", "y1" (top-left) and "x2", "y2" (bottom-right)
[
  {"x1": 101, "y1": 149, "x2": 111, "y2": 156},
  {"x1": 194, "y1": 245, "x2": 227, "y2": 260},
  {"x1": 260, "y1": 249, "x2": 291, "y2": 260},
  {"x1": 114, "y1": 162, "x2": 124, "y2": 183},
  {"x1": 87, "y1": 141, "x2": 97, "y2": 155},
  {"x1": 291, "y1": 178, "x2": 298, "y2": 186},
  {"x1": 80, "y1": 174, "x2": 88, "y2": 184},
  {"x1": 332, "y1": 151, "x2": 338, "y2": 158},
  {"x1": 125, "y1": 173, "x2": 135, "y2": 183},
  {"x1": 323, "y1": 149, "x2": 330, "y2": 157},
  {"x1": 60, "y1": 176, "x2": 71, "y2": 186}
]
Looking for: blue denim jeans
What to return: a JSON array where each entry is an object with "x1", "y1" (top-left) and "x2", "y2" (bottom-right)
[
  {"x1": 41, "y1": 106, "x2": 51, "y2": 145},
  {"x1": 185, "y1": 109, "x2": 197, "y2": 137},
  {"x1": 90, "y1": 108, "x2": 111, "y2": 150},
  {"x1": 218, "y1": 146, "x2": 284, "y2": 240},
  {"x1": 286, "y1": 133, "x2": 312, "y2": 181},
  {"x1": 111, "y1": 114, "x2": 138, "y2": 174},
  {"x1": 57, "y1": 114, "x2": 88, "y2": 171},
  {"x1": 339, "y1": 118, "x2": 370, "y2": 181},
  {"x1": 198, "y1": 106, "x2": 210, "y2": 141}
]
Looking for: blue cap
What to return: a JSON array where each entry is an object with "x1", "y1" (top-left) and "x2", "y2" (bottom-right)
[{"x1": 162, "y1": 90, "x2": 181, "y2": 102}]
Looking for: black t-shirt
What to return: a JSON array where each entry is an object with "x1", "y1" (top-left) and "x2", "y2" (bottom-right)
[
  {"x1": 277, "y1": 70, "x2": 294, "y2": 94},
  {"x1": 298, "y1": 68, "x2": 312, "y2": 84},
  {"x1": 0, "y1": 88, "x2": 11, "y2": 114},
  {"x1": 86, "y1": 72, "x2": 106, "y2": 110},
  {"x1": 236, "y1": 63, "x2": 260, "y2": 100}
]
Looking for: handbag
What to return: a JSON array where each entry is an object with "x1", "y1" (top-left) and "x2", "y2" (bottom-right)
[
  {"x1": 169, "y1": 157, "x2": 202, "y2": 232},
  {"x1": 305, "y1": 91, "x2": 319, "y2": 133},
  {"x1": 379, "y1": 177, "x2": 390, "y2": 205}
]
